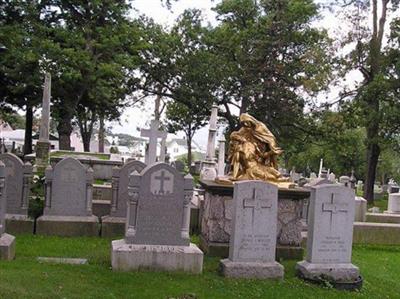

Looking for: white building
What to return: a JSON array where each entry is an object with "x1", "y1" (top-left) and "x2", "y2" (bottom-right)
[{"x1": 166, "y1": 138, "x2": 205, "y2": 161}]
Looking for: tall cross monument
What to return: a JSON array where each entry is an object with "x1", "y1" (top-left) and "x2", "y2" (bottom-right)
[{"x1": 140, "y1": 120, "x2": 167, "y2": 165}]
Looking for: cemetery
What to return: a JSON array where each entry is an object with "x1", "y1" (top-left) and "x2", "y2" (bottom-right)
[{"x1": 1, "y1": 0, "x2": 400, "y2": 298}]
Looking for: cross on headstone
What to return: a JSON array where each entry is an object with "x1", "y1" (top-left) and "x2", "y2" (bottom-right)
[
  {"x1": 141, "y1": 120, "x2": 168, "y2": 165},
  {"x1": 243, "y1": 188, "x2": 272, "y2": 229},
  {"x1": 322, "y1": 193, "x2": 349, "y2": 230},
  {"x1": 155, "y1": 170, "x2": 171, "y2": 195}
]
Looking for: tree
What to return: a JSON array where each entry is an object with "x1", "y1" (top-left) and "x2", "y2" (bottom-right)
[
  {"x1": 209, "y1": 0, "x2": 334, "y2": 146},
  {"x1": 335, "y1": 0, "x2": 400, "y2": 202},
  {"x1": 46, "y1": 0, "x2": 141, "y2": 151},
  {"x1": 0, "y1": 1, "x2": 50, "y2": 154}
]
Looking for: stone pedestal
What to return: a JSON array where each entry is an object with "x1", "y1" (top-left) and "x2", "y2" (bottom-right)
[
  {"x1": 35, "y1": 141, "x2": 51, "y2": 169},
  {"x1": 101, "y1": 216, "x2": 125, "y2": 238},
  {"x1": 0, "y1": 233, "x2": 15, "y2": 260},
  {"x1": 354, "y1": 197, "x2": 367, "y2": 222},
  {"x1": 111, "y1": 239, "x2": 203, "y2": 273},
  {"x1": 296, "y1": 261, "x2": 360, "y2": 283},
  {"x1": 36, "y1": 215, "x2": 99, "y2": 237},
  {"x1": 200, "y1": 161, "x2": 217, "y2": 181},
  {"x1": 385, "y1": 193, "x2": 400, "y2": 214},
  {"x1": 199, "y1": 180, "x2": 309, "y2": 259},
  {"x1": 5, "y1": 214, "x2": 34, "y2": 234},
  {"x1": 220, "y1": 259, "x2": 284, "y2": 279}
]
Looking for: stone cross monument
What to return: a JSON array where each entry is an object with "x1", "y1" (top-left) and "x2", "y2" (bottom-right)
[
  {"x1": 140, "y1": 120, "x2": 167, "y2": 165},
  {"x1": 200, "y1": 105, "x2": 218, "y2": 180},
  {"x1": 36, "y1": 73, "x2": 52, "y2": 169}
]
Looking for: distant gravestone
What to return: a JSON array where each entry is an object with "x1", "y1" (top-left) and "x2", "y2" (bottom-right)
[
  {"x1": 220, "y1": 181, "x2": 284, "y2": 279},
  {"x1": 0, "y1": 161, "x2": 15, "y2": 260},
  {"x1": 385, "y1": 193, "x2": 400, "y2": 214},
  {"x1": 36, "y1": 157, "x2": 98, "y2": 236},
  {"x1": 171, "y1": 160, "x2": 185, "y2": 173},
  {"x1": 339, "y1": 175, "x2": 350, "y2": 187},
  {"x1": 101, "y1": 160, "x2": 146, "y2": 237},
  {"x1": 296, "y1": 184, "x2": 361, "y2": 288},
  {"x1": 0, "y1": 153, "x2": 33, "y2": 233},
  {"x1": 111, "y1": 163, "x2": 203, "y2": 273},
  {"x1": 111, "y1": 160, "x2": 146, "y2": 218}
]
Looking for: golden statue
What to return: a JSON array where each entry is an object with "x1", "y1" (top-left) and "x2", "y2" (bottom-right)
[{"x1": 224, "y1": 113, "x2": 289, "y2": 185}]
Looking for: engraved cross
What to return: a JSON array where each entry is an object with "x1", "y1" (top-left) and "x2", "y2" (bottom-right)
[
  {"x1": 243, "y1": 188, "x2": 272, "y2": 229},
  {"x1": 322, "y1": 193, "x2": 348, "y2": 230},
  {"x1": 154, "y1": 170, "x2": 171, "y2": 195}
]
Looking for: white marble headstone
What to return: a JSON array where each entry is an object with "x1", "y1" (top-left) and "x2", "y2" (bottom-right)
[
  {"x1": 307, "y1": 184, "x2": 355, "y2": 264},
  {"x1": 229, "y1": 180, "x2": 278, "y2": 263}
]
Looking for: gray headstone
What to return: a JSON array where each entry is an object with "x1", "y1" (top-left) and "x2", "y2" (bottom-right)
[
  {"x1": 44, "y1": 157, "x2": 93, "y2": 217},
  {"x1": 339, "y1": 176, "x2": 350, "y2": 187},
  {"x1": 0, "y1": 161, "x2": 5, "y2": 234},
  {"x1": 171, "y1": 160, "x2": 185, "y2": 173},
  {"x1": 125, "y1": 163, "x2": 193, "y2": 246},
  {"x1": 229, "y1": 181, "x2": 278, "y2": 263},
  {"x1": 111, "y1": 160, "x2": 146, "y2": 218},
  {"x1": 307, "y1": 184, "x2": 355, "y2": 264},
  {"x1": 0, "y1": 153, "x2": 32, "y2": 216}
]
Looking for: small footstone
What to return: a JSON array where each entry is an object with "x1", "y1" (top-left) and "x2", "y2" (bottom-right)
[
  {"x1": 37, "y1": 257, "x2": 88, "y2": 265},
  {"x1": 0, "y1": 233, "x2": 16, "y2": 260}
]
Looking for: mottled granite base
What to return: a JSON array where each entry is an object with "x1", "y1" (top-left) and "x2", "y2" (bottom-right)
[
  {"x1": 111, "y1": 239, "x2": 203, "y2": 274},
  {"x1": 101, "y1": 216, "x2": 125, "y2": 238},
  {"x1": 296, "y1": 260, "x2": 360, "y2": 283},
  {"x1": 5, "y1": 214, "x2": 34, "y2": 234},
  {"x1": 0, "y1": 233, "x2": 15, "y2": 260},
  {"x1": 199, "y1": 180, "x2": 309, "y2": 260},
  {"x1": 36, "y1": 215, "x2": 99, "y2": 237},
  {"x1": 220, "y1": 259, "x2": 284, "y2": 279}
]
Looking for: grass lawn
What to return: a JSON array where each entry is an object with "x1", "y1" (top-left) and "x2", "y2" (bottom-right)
[{"x1": 1, "y1": 235, "x2": 399, "y2": 299}]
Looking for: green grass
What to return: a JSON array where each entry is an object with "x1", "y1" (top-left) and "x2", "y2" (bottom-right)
[
  {"x1": 1, "y1": 235, "x2": 400, "y2": 298},
  {"x1": 367, "y1": 194, "x2": 388, "y2": 212},
  {"x1": 50, "y1": 151, "x2": 110, "y2": 160}
]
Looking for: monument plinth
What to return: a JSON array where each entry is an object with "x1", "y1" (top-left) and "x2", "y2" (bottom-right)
[{"x1": 199, "y1": 179, "x2": 309, "y2": 259}]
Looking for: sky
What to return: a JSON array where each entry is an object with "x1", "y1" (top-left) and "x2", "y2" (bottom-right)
[{"x1": 109, "y1": 0, "x2": 221, "y2": 149}]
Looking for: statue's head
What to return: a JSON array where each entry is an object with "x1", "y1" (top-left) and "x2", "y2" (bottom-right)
[{"x1": 239, "y1": 113, "x2": 257, "y2": 128}]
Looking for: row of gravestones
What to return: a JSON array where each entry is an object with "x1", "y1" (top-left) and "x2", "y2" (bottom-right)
[
  {"x1": 0, "y1": 154, "x2": 361, "y2": 288},
  {"x1": 0, "y1": 158, "x2": 361, "y2": 288},
  {"x1": 0, "y1": 153, "x2": 187, "y2": 237}
]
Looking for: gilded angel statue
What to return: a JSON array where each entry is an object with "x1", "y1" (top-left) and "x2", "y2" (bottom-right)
[{"x1": 228, "y1": 113, "x2": 287, "y2": 184}]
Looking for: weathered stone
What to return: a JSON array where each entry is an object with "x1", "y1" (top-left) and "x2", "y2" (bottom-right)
[
  {"x1": 296, "y1": 184, "x2": 360, "y2": 284},
  {"x1": 354, "y1": 196, "x2": 367, "y2": 222},
  {"x1": 353, "y1": 222, "x2": 400, "y2": 245},
  {"x1": 0, "y1": 162, "x2": 15, "y2": 260},
  {"x1": 220, "y1": 181, "x2": 283, "y2": 279},
  {"x1": 112, "y1": 163, "x2": 203, "y2": 273},
  {"x1": 37, "y1": 257, "x2": 88, "y2": 265},
  {"x1": 0, "y1": 233, "x2": 15, "y2": 260},
  {"x1": 140, "y1": 120, "x2": 167, "y2": 165},
  {"x1": 37, "y1": 157, "x2": 98, "y2": 236},
  {"x1": 385, "y1": 193, "x2": 400, "y2": 214}
]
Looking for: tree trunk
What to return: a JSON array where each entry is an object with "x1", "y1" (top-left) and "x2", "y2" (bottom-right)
[
  {"x1": 23, "y1": 105, "x2": 33, "y2": 155},
  {"x1": 98, "y1": 116, "x2": 105, "y2": 153},
  {"x1": 57, "y1": 114, "x2": 73, "y2": 150},
  {"x1": 187, "y1": 135, "x2": 192, "y2": 173},
  {"x1": 82, "y1": 132, "x2": 91, "y2": 152},
  {"x1": 363, "y1": 128, "x2": 380, "y2": 203}
]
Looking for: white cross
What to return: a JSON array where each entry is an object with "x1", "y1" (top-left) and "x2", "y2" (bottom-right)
[{"x1": 140, "y1": 120, "x2": 167, "y2": 165}]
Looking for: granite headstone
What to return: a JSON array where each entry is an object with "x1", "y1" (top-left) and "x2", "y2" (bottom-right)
[{"x1": 220, "y1": 180, "x2": 284, "y2": 279}]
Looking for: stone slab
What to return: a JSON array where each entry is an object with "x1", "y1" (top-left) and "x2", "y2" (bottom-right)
[
  {"x1": 37, "y1": 257, "x2": 88, "y2": 265},
  {"x1": 0, "y1": 233, "x2": 15, "y2": 260},
  {"x1": 220, "y1": 259, "x2": 284, "y2": 279},
  {"x1": 5, "y1": 215, "x2": 34, "y2": 234},
  {"x1": 199, "y1": 235, "x2": 303, "y2": 260},
  {"x1": 92, "y1": 200, "x2": 111, "y2": 218},
  {"x1": 36, "y1": 215, "x2": 99, "y2": 237},
  {"x1": 296, "y1": 260, "x2": 359, "y2": 283},
  {"x1": 111, "y1": 239, "x2": 203, "y2": 274},
  {"x1": 353, "y1": 222, "x2": 400, "y2": 245},
  {"x1": 366, "y1": 212, "x2": 400, "y2": 224},
  {"x1": 101, "y1": 216, "x2": 125, "y2": 238}
]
